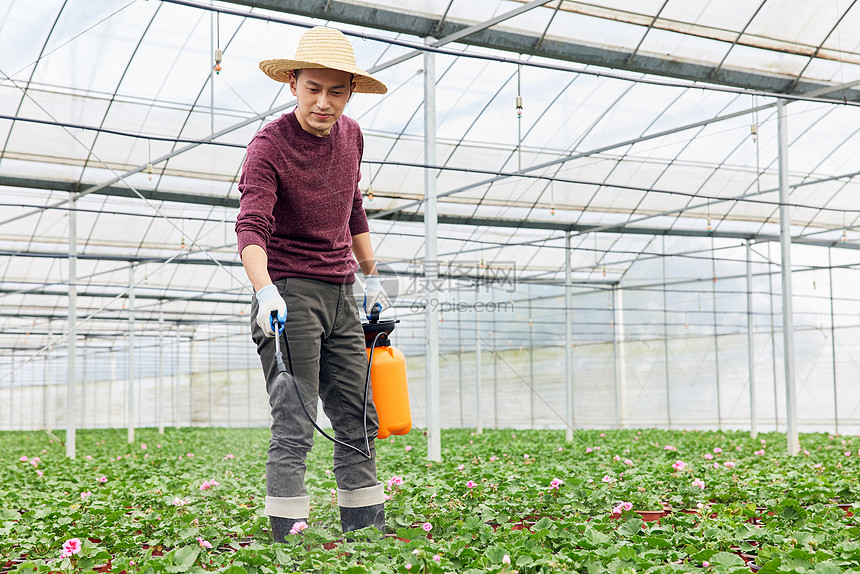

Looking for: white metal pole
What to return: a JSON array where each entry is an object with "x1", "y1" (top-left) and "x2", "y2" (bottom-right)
[
  {"x1": 613, "y1": 285, "x2": 626, "y2": 428},
  {"x1": 475, "y1": 282, "x2": 482, "y2": 434},
  {"x1": 777, "y1": 99, "x2": 799, "y2": 455},
  {"x1": 747, "y1": 240, "x2": 758, "y2": 438},
  {"x1": 158, "y1": 308, "x2": 164, "y2": 434},
  {"x1": 128, "y1": 264, "x2": 136, "y2": 444},
  {"x1": 66, "y1": 197, "x2": 77, "y2": 458},
  {"x1": 828, "y1": 249, "x2": 839, "y2": 434},
  {"x1": 44, "y1": 322, "x2": 52, "y2": 432},
  {"x1": 564, "y1": 232, "x2": 573, "y2": 440},
  {"x1": 424, "y1": 38, "x2": 441, "y2": 462}
]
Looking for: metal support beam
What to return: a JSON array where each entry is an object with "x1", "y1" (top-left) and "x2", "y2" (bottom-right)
[
  {"x1": 128, "y1": 264, "x2": 136, "y2": 444},
  {"x1": 45, "y1": 322, "x2": 52, "y2": 432},
  {"x1": 777, "y1": 99, "x2": 799, "y2": 455},
  {"x1": 424, "y1": 40, "x2": 441, "y2": 462},
  {"x1": 475, "y1": 282, "x2": 482, "y2": 434},
  {"x1": 564, "y1": 231, "x2": 573, "y2": 440},
  {"x1": 661, "y1": 236, "x2": 671, "y2": 428},
  {"x1": 158, "y1": 307, "x2": 165, "y2": 434},
  {"x1": 828, "y1": 248, "x2": 839, "y2": 435},
  {"x1": 66, "y1": 197, "x2": 77, "y2": 458},
  {"x1": 747, "y1": 240, "x2": 757, "y2": 439},
  {"x1": 223, "y1": 0, "x2": 860, "y2": 101},
  {"x1": 613, "y1": 285, "x2": 625, "y2": 429}
]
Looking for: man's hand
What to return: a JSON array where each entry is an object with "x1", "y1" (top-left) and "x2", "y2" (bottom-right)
[
  {"x1": 363, "y1": 275, "x2": 391, "y2": 319},
  {"x1": 255, "y1": 284, "x2": 286, "y2": 337}
]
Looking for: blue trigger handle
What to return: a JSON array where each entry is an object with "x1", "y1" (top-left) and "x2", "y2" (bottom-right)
[{"x1": 270, "y1": 309, "x2": 285, "y2": 335}]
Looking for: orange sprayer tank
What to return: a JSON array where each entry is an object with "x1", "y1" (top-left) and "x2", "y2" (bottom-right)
[{"x1": 363, "y1": 315, "x2": 411, "y2": 439}]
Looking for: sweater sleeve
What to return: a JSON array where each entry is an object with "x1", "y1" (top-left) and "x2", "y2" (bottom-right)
[
  {"x1": 348, "y1": 128, "x2": 370, "y2": 237},
  {"x1": 235, "y1": 134, "x2": 279, "y2": 254}
]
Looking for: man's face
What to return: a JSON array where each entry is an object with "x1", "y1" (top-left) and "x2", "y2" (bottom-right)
[{"x1": 289, "y1": 67, "x2": 355, "y2": 137}]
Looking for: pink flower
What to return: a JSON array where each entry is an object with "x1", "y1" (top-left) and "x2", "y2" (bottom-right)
[
  {"x1": 502, "y1": 555, "x2": 511, "y2": 565},
  {"x1": 405, "y1": 565, "x2": 411, "y2": 570},
  {"x1": 116, "y1": 456, "x2": 122, "y2": 461},
  {"x1": 713, "y1": 447, "x2": 722, "y2": 454},
  {"x1": 704, "y1": 453, "x2": 713, "y2": 460},
  {"x1": 585, "y1": 447, "x2": 593, "y2": 453},
  {"x1": 735, "y1": 446, "x2": 742, "y2": 451},
  {"x1": 623, "y1": 458, "x2": 633, "y2": 465},
  {"x1": 36, "y1": 470, "x2": 44, "y2": 477},
  {"x1": 813, "y1": 463, "x2": 822, "y2": 469},
  {"x1": 422, "y1": 522, "x2": 432, "y2": 532},
  {"x1": 199, "y1": 481, "x2": 211, "y2": 491},
  {"x1": 613, "y1": 455, "x2": 620, "y2": 461},
  {"x1": 713, "y1": 462, "x2": 719, "y2": 469},
  {"x1": 845, "y1": 451, "x2": 851, "y2": 457},
  {"x1": 612, "y1": 501, "x2": 633, "y2": 514},
  {"x1": 172, "y1": 497, "x2": 189, "y2": 506},
  {"x1": 548, "y1": 477, "x2": 563, "y2": 490},
  {"x1": 703, "y1": 561, "x2": 710, "y2": 567},
  {"x1": 85, "y1": 455, "x2": 92, "y2": 460},
  {"x1": 405, "y1": 445, "x2": 412, "y2": 452},
  {"x1": 19, "y1": 456, "x2": 28, "y2": 462},
  {"x1": 289, "y1": 521, "x2": 308, "y2": 535},
  {"x1": 187, "y1": 453, "x2": 194, "y2": 458},
  {"x1": 523, "y1": 454, "x2": 529, "y2": 459},
  {"x1": 457, "y1": 464, "x2": 465, "y2": 470},
  {"x1": 760, "y1": 439, "x2": 766, "y2": 445},
  {"x1": 489, "y1": 455, "x2": 498, "y2": 462},
  {"x1": 32, "y1": 457, "x2": 41, "y2": 463},
  {"x1": 724, "y1": 461, "x2": 736, "y2": 468},
  {"x1": 691, "y1": 478, "x2": 705, "y2": 489},
  {"x1": 601, "y1": 475, "x2": 614, "y2": 483},
  {"x1": 61, "y1": 538, "x2": 81, "y2": 558},
  {"x1": 98, "y1": 476, "x2": 107, "y2": 483},
  {"x1": 383, "y1": 494, "x2": 390, "y2": 501},
  {"x1": 196, "y1": 537, "x2": 212, "y2": 548},
  {"x1": 754, "y1": 449, "x2": 765, "y2": 456},
  {"x1": 672, "y1": 460, "x2": 687, "y2": 472},
  {"x1": 224, "y1": 454, "x2": 235, "y2": 460},
  {"x1": 388, "y1": 476, "x2": 404, "y2": 488},
  {"x1": 141, "y1": 444, "x2": 147, "y2": 450},
  {"x1": 664, "y1": 445, "x2": 677, "y2": 451},
  {"x1": 466, "y1": 480, "x2": 477, "y2": 488},
  {"x1": 433, "y1": 555, "x2": 441, "y2": 563}
]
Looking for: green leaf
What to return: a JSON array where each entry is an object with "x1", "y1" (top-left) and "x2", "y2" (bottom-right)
[
  {"x1": 485, "y1": 547, "x2": 508, "y2": 564},
  {"x1": 709, "y1": 552, "x2": 744, "y2": 567},
  {"x1": 534, "y1": 516, "x2": 553, "y2": 530},
  {"x1": 643, "y1": 536, "x2": 672, "y2": 549},
  {"x1": 173, "y1": 546, "x2": 200, "y2": 571},
  {"x1": 618, "y1": 517, "x2": 643, "y2": 537},
  {"x1": 0, "y1": 509, "x2": 19, "y2": 520}
]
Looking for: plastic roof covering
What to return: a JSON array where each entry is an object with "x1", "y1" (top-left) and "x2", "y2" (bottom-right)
[{"x1": 1, "y1": 0, "x2": 860, "y2": 359}]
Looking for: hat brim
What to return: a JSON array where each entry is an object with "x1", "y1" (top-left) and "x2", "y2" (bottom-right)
[{"x1": 259, "y1": 59, "x2": 387, "y2": 94}]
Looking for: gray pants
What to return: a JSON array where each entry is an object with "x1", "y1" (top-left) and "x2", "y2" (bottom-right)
[{"x1": 251, "y1": 277, "x2": 383, "y2": 519}]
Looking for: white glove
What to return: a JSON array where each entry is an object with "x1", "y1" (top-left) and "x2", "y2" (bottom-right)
[
  {"x1": 363, "y1": 275, "x2": 391, "y2": 319},
  {"x1": 255, "y1": 284, "x2": 286, "y2": 337}
]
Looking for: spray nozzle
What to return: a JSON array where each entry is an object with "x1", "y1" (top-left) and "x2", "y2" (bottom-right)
[{"x1": 368, "y1": 304, "x2": 381, "y2": 324}]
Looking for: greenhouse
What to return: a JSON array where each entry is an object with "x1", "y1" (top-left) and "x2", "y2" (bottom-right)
[{"x1": 3, "y1": 0, "x2": 860, "y2": 572}]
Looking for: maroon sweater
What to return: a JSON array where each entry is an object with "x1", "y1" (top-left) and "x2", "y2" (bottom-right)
[{"x1": 235, "y1": 111, "x2": 369, "y2": 284}]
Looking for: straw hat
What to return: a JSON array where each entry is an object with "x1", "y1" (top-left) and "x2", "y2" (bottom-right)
[{"x1": 259, "y1": 26, "x2": 387, "y2": 94}]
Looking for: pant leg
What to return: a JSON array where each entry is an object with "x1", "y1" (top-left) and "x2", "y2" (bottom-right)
[
  {"x1": 317, "y1": 282, "x2": 382, "y2": 505},
  {"x1": 251, "y1": 277, "x2": 325, "y2": 518}
]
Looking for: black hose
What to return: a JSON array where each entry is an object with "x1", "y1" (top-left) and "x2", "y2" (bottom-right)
[{"x1": 272, "y1": 316, "x2": 383, "y2": 460}]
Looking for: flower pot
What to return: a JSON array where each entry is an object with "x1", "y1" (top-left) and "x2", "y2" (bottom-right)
[{"x1": 634, "y1": 510, "x2": 666, "y2": 522}]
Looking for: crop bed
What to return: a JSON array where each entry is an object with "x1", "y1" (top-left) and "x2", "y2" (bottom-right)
[{"x1": 2, "y1": 427, "x2": 859, "y2": 573}]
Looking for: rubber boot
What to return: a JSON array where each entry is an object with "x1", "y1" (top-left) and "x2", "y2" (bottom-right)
[
  {"x1": 270, "y1": 516, "x2": 308, "y2": 543},
  {"x1": 339, "y1": 503, "x2": 385, "y2": 537}
]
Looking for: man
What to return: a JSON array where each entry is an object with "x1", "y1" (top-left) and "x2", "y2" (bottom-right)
[{"x1": 235, "y1": 26, "x2": 391, "y2": 542}]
